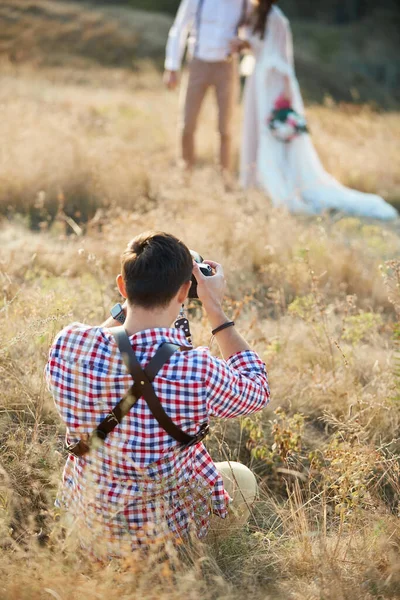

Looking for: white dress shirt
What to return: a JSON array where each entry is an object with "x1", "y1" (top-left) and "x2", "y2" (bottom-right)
[{"x1": 165, "y1": 0, "x2": 252, "y2": 71}]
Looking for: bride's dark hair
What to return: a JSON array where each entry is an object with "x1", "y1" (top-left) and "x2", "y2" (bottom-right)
[{"x1": 253, "y1": 0, "x2": 277, "y2": 38}]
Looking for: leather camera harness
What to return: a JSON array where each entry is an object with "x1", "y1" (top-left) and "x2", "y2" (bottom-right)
[{"x1": 66, "y1": 327, "x2": 209, "y2": 457}]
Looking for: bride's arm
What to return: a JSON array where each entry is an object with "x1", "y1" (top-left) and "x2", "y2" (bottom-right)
[
  {"x1": 276, "y1": 15, "x2": 306, "y2": 114},
  {"x1": 278, "y1": 17, "x2": 295, "y2": 68},
  {"x1": 275, "y1": 15, "x2": 295, "y2": 100}
]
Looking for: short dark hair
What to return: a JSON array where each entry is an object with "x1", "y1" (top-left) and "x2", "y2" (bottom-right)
[{"x1": 121, "y1": 232, "x2": 193, "y2": 309}]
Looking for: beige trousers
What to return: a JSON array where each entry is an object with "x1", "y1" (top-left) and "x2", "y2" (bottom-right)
[
  {"x1": 181, "y1": 58, "x2": 238, "y2": 172},
  {"x1": 209, "y1": 461, "x2": 258, "y2": 538}
]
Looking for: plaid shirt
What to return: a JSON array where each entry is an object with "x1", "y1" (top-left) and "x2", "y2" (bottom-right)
[{"x1": 46, "y1": 323, "x2": 269, "y2": 555}]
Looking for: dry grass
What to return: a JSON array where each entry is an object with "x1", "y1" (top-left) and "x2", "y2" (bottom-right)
[
  {"x1": 0, "y1": 63, "x2": 399, "y2": 228},
  {"x1": 0, "y1": 0, "x2": 171, "y2": 67},
  {"x1": 1, "y1": 8, "x2": 400, "y2": 599},
  {"x1": 2, "y1": 0, "x2": 399, "y2": 107}
]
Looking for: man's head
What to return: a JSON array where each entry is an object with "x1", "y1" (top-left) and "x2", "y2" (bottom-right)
[{"x1": 117, "y1": 232, "x2": 193, "y2": 310}]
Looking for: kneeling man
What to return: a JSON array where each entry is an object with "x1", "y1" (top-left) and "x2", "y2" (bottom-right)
[{"x1": 46, "y1": 232, "x2": 270, "y2": 556}]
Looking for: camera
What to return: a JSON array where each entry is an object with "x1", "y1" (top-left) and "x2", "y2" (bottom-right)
[{"x1": 189, "y1": 250, "x2": 213, "y2": 299}]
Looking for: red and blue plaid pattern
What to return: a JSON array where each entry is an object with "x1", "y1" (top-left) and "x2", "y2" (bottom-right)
[{"x1": 46, "y1": 323, "x2": 270, "y2": 554}]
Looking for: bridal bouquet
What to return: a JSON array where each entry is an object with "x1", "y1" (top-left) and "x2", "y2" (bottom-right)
[{"x1": 268, "y1": 96, "x2": 309, "y2": 143}]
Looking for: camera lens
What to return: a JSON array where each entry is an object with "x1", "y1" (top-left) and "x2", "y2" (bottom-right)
[
  {"x1": 189, "y1": 250, "x2": 212, "y2": 299},
  {"x1": 190, "y1": 250, "x2": 203, "y2": 264}
]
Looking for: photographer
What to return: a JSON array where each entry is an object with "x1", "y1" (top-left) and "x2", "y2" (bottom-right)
[{"x1": 46, "y1": 232, "x2": 270, "y2": 556}]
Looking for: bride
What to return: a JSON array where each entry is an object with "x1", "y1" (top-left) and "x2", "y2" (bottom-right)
[{"x1": 236, "y1": 1, "x2": 398, "y2": 220}]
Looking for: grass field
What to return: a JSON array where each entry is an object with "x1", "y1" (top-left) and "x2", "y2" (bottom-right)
[
  {"x1": 1, "y1": 0, "x2": 399, "y2": 106},
  {"x1": 1, "y1": 2, "x2": 400, "y2": 599}
]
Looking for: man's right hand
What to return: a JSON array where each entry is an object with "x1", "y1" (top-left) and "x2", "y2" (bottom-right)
[
  {"x1": 192, "y1": 261, "x2": 227, "y2": 327},
  {"x1": 193, "y1": 260, "x2": 252, "y2": 356},
  {"x1": 163, "y1": 70, "x2": 179, "y2": 91}
]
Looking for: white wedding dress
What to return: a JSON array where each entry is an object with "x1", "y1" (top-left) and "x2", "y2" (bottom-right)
[{"x1": 240, "y1": 6, "x2": 398, "y2": 221}]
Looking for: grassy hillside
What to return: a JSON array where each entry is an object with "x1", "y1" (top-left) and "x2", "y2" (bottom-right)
[
  {"x1": 0, "y1": 0, "x2": 171, "y2": 68},
  {"x1": 0, "y1": 0, "x2": 399, "y2": 106}
]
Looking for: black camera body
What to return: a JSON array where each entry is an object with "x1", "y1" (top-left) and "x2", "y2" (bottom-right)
[{"x1": 189, "y1": 250, "x2": 213, "y2": 299}]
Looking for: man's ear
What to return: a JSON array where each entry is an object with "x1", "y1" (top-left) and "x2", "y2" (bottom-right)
[
  {"x1": 177, "y1": 281, "x2": 191, "y2": 305},
  {"x1": 116, "y1": 274, "x2": 128, "y2": 299}
]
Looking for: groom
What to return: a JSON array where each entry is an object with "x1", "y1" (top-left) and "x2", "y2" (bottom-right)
[{"x1": 164, "y1": 0, "x2": 251, "y2": 177}]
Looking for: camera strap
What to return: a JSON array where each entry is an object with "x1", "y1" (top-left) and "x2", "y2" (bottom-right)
[
  {"x1": 66, "y1": 327, "x2": 209, "y2": 457},
  {"x1": 174, "y1": 305, "x2": 192, "y2": 345}
]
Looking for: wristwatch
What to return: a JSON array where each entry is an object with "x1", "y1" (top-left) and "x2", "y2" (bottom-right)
[{"x1": 110, "y1": 303, "x2": 126, "y2": 324}]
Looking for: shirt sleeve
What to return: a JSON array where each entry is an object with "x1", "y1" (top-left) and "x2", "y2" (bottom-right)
[
  {"x1": 165, "y1": 0, "x2": 198, "y2": 71},
  {"x1": 205, "y1": 350, "x2": 270, "y2": 419},
  {"x1": 45, "y1": 322, "x2": 111, "y2": 436}
]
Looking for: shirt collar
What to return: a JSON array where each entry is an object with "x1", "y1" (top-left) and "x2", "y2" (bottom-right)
[{"x1": 125, "y1": 327, "x2": 191, "y2": 349}]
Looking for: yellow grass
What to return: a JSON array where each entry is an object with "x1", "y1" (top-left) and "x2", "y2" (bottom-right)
[{"x1": 1, "y1": 20, "x2": 400, "y2": 600}]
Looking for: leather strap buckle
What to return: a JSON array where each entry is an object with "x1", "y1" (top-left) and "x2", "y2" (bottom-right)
[
  {"x1": 182, "y1": 422, "x2": 209, "y2": 448},
  {"x1": 66, "y1": 438, "x2": 90, "y2": 457}
]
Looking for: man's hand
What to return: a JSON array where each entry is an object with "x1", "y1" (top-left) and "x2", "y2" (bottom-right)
[
  {"x1": 192, "y1": 260, "x2": 227, "y2": 328},
  {"x1": 229, "y1": 38, "x2": 251, "y2": 54},
  {"x1": 193, "y1": 260, "x2": 251, "y2": 356},
  {"x1": 163, "y1": 70, "x2": 179, "y2": 91}
]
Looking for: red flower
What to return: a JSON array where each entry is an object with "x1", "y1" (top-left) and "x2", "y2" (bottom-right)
[{"x1": 274, "y1": 95, "x2": 291, "y2": 110}]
